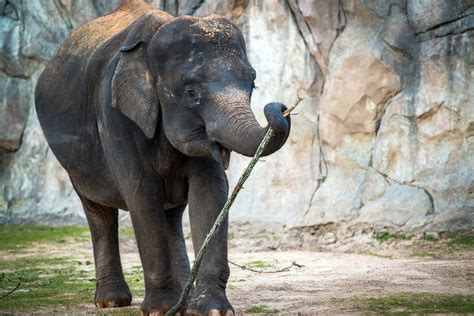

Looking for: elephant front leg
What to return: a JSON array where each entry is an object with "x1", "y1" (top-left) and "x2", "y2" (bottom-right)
[
  {"x1": 186, "y1": 159, "x2": 233, "y2": 316},
  {"x1": 164, "y1": 205, "x2": 191, "y2": 288},
  {"x1": 127, "y1": 181, "x2": 182, "y2": 315}
]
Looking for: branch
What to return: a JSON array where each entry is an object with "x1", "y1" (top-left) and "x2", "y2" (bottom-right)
[
  {"x1": 228, "y1": 260, "x2": 304, "y2": 273},
  {"x1": 0, "y1": 281, "x2": 21, "y2": 300},
  {"x1": 189, "y1": 289, "x2": 207, "y2": 303},
  {"x1": 166, "y1": 96, "x2": 303, "y2": 316}
]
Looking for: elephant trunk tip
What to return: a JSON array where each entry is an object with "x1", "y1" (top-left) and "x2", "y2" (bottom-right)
[{"x1": 264, "y1": 102, "x2": 289, "y2": 134}]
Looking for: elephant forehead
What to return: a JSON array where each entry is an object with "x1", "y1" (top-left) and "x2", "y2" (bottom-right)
[
  {"x1": 158, "y1": 16, "x2": 243, "y2": 51},
  {"x1": 190, "y1": 17, "x2": 238, "y2": 40}
]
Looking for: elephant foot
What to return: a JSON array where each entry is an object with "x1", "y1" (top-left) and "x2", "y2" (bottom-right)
[
  {"x1": 186, "y1": 287, "x2": 234, "y2": 316},
  {"x1": 186, "y1": 309, "x2": 234, "y2": 316},
  {"x1": 142, "y1": 310, "x2": 182, "y2": 316},
  {"x1": 141, "y1": 293, "x2": 182, "y2": 316},
  {"x1": 94, "y1": 279, "x2": 132, "y2": 308}
]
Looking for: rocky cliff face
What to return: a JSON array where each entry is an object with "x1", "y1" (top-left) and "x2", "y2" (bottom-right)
[{"x1": 1, "y1": 0, "x2": 472, "y2": 235}]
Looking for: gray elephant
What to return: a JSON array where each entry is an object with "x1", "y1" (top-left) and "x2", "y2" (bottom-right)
[{"x1": 35, "y1": 0, "x2": 291, "y2": 315}]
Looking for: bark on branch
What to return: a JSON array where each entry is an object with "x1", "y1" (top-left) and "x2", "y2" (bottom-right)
[{"x1": 228, "y1": 260, "x2": 303, "y2": 273}]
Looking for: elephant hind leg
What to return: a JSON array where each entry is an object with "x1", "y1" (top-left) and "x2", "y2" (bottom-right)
[{"x1": 77, "y1": 193, "x2": 132, "y2": 308}]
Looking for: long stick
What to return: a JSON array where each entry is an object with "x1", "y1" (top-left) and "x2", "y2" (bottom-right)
[
  {"x1": 228, "y1": 260, "x2": 303, "y2": 274},
  {"x1": 0, "y1": 282, "x2": 21, "y2": 300},
  {"x1": 166, "y1": 96, "x2": 302, "y2": 315}
]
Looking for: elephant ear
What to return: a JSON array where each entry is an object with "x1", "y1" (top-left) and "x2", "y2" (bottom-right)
[{"x1": 111, "y1": 41, "x2": 159, "y2": 139}]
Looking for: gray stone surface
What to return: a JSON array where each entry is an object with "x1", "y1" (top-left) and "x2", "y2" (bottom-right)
[
  {"x1": 0, "y1": 76, "x2": 31, "y2": 151},
  {"x1": 0, "y1": 0, "x2": 472, "y2": 235}
]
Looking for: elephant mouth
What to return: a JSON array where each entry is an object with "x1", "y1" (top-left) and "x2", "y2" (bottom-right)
[
  {"x1": 205, "y1": 139, "x2": 231, "y2": 170},
  {"x1": 217, "y1": 142, "x2": 231, "y2": 170}
]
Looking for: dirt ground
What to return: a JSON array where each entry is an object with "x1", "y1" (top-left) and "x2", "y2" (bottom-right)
[{"x1": 1, "y1": 224, "x2": 473, "y2": 315}]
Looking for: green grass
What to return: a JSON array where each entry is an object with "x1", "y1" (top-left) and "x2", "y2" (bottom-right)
[
  {"x1": 422, "y1": 234, "x2": 438, "y2": 241},
  {"x1": 0, "y1": 258, "x2": 95, "y2": 309},
  {"x1": 0, "y1": 224, "x2": 89, "y2": 251},
  {"x1": 0, "y1": 256, "x2": 72, "y2": 270},
  {"x1": 246, "y1": 260, "x2": 273, "y2": 269},
  {"x1": 375, "y1": 232, "x2": 411, "y2": 243},
  {"x1": 0, "y1": 225, "x2": 145, "y2": 312},
  {"x1": 0, "y1": 256, "x2": 146, "y2": 311},
  {"x1": 448, "y1": 235, "x2": 474, "y2": 249},
  {"x1": 123, "y1": 265, "x2": 145, "y2": 298},
  {"x1": 243, "y1": 305, "x2": 279, "y2": 314},
  {"x1": 352, "y1": 292, "x2": 474, "y2": 314},
  {"x1": 249, "y1": 233, "x2": 268, "y2": 240},
  {"x1": 118, "y1": 227, "x2": 135, "y2": 239}
]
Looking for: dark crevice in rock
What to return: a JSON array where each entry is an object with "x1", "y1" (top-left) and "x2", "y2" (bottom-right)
[
  {"x1": 53, "y1": 0, "x2": 74, "y2": 31},
  {"x1": 415, "y1": 12, "x2": 471, "y2": 35},
  {"x1": 327, "y1": 0, "x2": 346, "y2": 60},
  {"x1": 189, "y1": 0, "x2": 205, "y2": 16},
  {"x1": 230, "y1": 0, "x2": 249, "y2": 21},
  {"x1": 0, "y1": 69, "x2": 30, "y2": 80},
  {"x1": 370, "y1": 166, "x2": 435, "y2": 215},
  {"x1": 336, "y1": 0, "x2": 347, "y2": 36},
  {"x1": 287, "y1": 0, "x2": 328, "y2": 76},
  {"x1": 421, "y1": 187, "x2": 435, "y2": 215},
  {"x1": 367, "y1": 88, "x2": 403, "y2": 172},
  {"x1": 418, "y1": 26, "x2": 474, "y2": 42},
  {"x1": 374, "y1": 90, "x2": 401, "y2": 138},
  {"x1": 416, "y1": 12, "x2": 474, "y2": 42},
  {"x1": 382, "y1": 39, "x2": 411, "y2": 59},
  {"x1": 1, "y1": 0, "x2": 19, "y2": 20},
  {"x1": 316, "y1": 113, "x2": 328, "y2": 186},
  {"x1": 91, "y1": 1, "x2": 110, "y2": 16},
  {"x1": 417, "y1": 101, "x2": 444, "y2": 121},
  {"x1": 303, "y1": 114, "x2": 328, "y2": 217}
]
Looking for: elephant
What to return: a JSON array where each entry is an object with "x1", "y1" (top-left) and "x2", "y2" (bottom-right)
[{"x1": 35, "y1": 0, "x2": 291, "y2": 315}]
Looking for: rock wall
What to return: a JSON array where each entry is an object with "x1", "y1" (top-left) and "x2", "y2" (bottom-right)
[{"x1": 1, "y1": 0, "x2": 472, "y2": 234}]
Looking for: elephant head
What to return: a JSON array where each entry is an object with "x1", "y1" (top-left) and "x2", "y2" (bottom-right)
[{"x1": 111, "y1": 14, "x2": 291, "y2": 169}]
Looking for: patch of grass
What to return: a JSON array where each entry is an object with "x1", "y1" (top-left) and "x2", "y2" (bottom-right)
[
  {"x1": 243, "y1": 305, "x2": 279, "y2": 314},
  {"x1": 0, "y1": 256, "x2": 71, "y2": 270},
  {"x1": 250, "y1": 233, "x2": 267, "y2": 240},
  {"x1": 0, "y1": 257, "x2": 94, "y2": 309},
  {"x1": 423, "y1": 234, "x2": 438, "y2": 241},
  {"x1": 0, "y1": 256, "x2": 146, "y2": 311},
  {"x1": 352, "y1": 292, "x2": 474, "y2": 314},
  {"x1": 448, "y1": 235, "x2": 474, "y2": 249},
  {"x1": 246, "y1": 260, "x2": 273, "y2": 269},
  {"x1": 0, "y1": 225, "x2": 147, "y2": 311},
  {"x1": 0, "y1": 257, "x2": 145, "y2": 315},
  {"x1": 124, "y1": 265, "x2": 145, "y2": 298},
  {"x1": 0, "y1": 225, "x2": 89, "y2": 251},
  {"x1": 375, "y1": 231, "x2": 411, "y2": 243},
  {"x1": 118, "y1": 227, "x2": 135, "y2": 239}
]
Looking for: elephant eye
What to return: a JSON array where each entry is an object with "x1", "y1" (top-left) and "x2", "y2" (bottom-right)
[{"x1": 185, "y1": 87, "x2": 200, "y2": 104}]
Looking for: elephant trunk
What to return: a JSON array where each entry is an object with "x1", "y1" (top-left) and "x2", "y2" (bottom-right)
[{"x1": 208, "y1": 102, "x2": 291, "y2": 158}]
